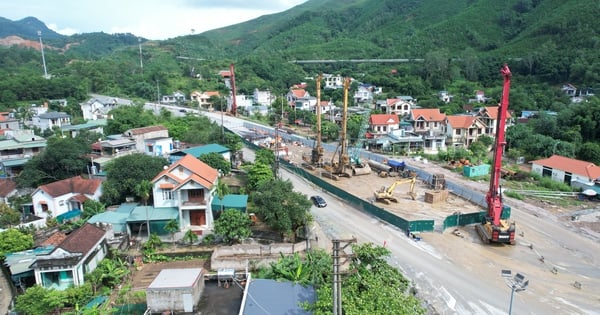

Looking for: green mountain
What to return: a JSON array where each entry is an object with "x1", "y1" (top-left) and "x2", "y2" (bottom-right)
[
  {"x1": 167, "y1": 0, "x2": 598, "y2": 61},
  {"x1": 0, "y1": 16, "x2": 65, "y2": 40}
]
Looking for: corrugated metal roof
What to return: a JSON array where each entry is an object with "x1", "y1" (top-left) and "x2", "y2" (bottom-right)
[
  {"x1": 211, "y1": 194, "x2": 248, "y2": 210},
  {"x1": 148, "y1": 268, "x2": 203, "y2": 289},
  {"x1": 126, "y1": 206, "x2": 178, "y2": 222},
  {"x1": 242, "y1": 279, "x2": 315, "y2": 315}
]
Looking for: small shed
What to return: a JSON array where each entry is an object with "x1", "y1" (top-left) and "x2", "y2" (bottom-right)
[
  {"x1": 146, "y1": 268, "x2": 205, "y2": 313},
  {"x1": 212, "y1": 194, "x2": 248, "y2": 218},
  {"x1": 463, "y1": 164, "x2": 490, "y2": 178}
]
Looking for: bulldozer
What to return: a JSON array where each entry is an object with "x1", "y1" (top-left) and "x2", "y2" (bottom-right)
[{"x1": 374, "y1": 176, "x2": 417, "y2": 204}]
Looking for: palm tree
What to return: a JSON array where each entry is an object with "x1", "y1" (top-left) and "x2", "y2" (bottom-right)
[
  {"x1": 215, "y1": 180, "x2": 230, "y2": 213},
  {"x1": 135, "y1": 179, "x2": 153, "y2": 236},
  {"x1": 164, "y1": 219, "x2": 179, "y2": 245}
]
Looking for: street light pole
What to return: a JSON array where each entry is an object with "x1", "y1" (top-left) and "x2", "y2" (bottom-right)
[{"x1": 501, "y1": 269, "x2": 529, "y2": 315}]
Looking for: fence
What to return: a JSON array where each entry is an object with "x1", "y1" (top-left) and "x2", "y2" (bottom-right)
[{"x1": 236, "y1": 126, "x2": 496, "y2": 234}]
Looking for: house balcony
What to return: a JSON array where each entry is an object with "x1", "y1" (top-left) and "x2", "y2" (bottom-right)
[{"x1": 181, "y1": 199, "x2": 207, "y2": 210}]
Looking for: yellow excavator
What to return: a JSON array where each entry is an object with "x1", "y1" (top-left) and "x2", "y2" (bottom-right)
[{"x1": 374, "y1": 176, "x2": 417, "y2": 204}]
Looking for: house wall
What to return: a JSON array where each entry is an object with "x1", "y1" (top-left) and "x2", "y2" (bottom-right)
[
  {"x1": 153, "y1": 178, "x2": 179, "y2": 209},
  {"x1": 146, "y1": 138, "x2": 174, "y2": 157},
  {"x1": 1, "y1": 119, "x2": 20, "y2": 130},
  {"x1": 32, "y1": 188, "x2": 102, "y2": 220},
  {"x1": 128, "y1": 130, "x2": 169, "y2": 152},
  {"x1": 531, "y1": 163, "x2": 591, "y2": 184},
  {"x1": 147, "y1": 274, "x2": 204, "y2": 313}
]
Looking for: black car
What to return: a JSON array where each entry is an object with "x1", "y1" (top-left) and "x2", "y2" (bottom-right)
[{"x1": 310, "y1": 195, "x2": 327, "y2": 208}]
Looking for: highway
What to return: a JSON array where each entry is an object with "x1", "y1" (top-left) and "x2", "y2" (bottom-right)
[{"x1": 164, "y1": 105, "x2": 600, "y2": 314}]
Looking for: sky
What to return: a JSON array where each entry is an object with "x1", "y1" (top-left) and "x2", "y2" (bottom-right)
[{"x1": 1, "y1": 0, "x2": 308, "y2": 40}]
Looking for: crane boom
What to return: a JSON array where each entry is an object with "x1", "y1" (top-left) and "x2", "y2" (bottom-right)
[
  {"x1": 230, "y1": 63, "x2": 237, "y2": 116},
  {"x1": 312, "y1": 74, "x2": 324, "y2": 166},
  {"x1": 477, "y1": 64, "x2": 516, "y2": 245},
  {"x1": 487, "y1": 64, "x2": 511, "y2": 226}
]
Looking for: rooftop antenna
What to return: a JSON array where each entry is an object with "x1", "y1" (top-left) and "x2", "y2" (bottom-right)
[{"x1": 37, "y1": 31, "x2": 49, "y2": 79}]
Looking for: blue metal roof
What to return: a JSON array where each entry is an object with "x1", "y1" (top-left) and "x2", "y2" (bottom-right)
[{"x1": 242, "y1": 279, "x2": 315, "y2": 315}]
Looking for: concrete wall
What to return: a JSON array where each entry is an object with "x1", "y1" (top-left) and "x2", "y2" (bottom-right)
[{"x1": 210, "y1": 242, "x2": 307, "y2": 270}]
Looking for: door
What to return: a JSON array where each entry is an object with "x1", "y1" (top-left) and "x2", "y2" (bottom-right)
[{"x1": 190, "y1": 210, "x2": 206, "y2": 226}]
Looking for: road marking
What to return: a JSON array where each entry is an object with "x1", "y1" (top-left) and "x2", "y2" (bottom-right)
[{"x1": 440, "y1": 286, "x2": 456, "y2": 310}]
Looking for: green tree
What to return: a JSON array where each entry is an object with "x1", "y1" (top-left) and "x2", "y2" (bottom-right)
[
  {"x1": 246, "y1": 162, "x2": 274, "y2": 190},
  {"x1": 0, "y1": 228, "x2": 34, "y2": 258},
  {"x1": 250, "y1": 178, "x2": 312, "y2": 241},
  {"x1": 578, "y1": 142, "x2": 600, "y2": 165},
  {"x1": 15, "y1": 285, "x2": 63, "y2": 315},
  {"x1": 254, "y1": 148, "x2": 275, "y2": 166},
  {"x1": 100, "y1": 154, "x2": 167, "y2": 205},
  {"x1": 105, "y1": 104, "x2": 158, "y2": 135},
  {"x1": 165, "y1": 219, "x2": 179, "y2": 243},
  {"x1": 81, "y1": 200, "x2": 105, "y2": 220},
  {"x1": 214, "y1": 180, "x2": 230, "y2": 213},
  {"x1": 135, "y1": 179, "x2": 153, "y2": 236},
  {"x1": 214, "y1": 208, "x2": 252, "y2": 244},
  {"x1": 320, "y1": 120, "x2": 340, "y2": 141},
  {"x1": 183, "y1": 229, "x2": 199, "y2": 244},
  {"x1": 200, "y1": 152, "x2": 231, "y2": 175},
  {"x1": 0, "y1": 202, "x2": 21, "y2": 228},
  {"x1": 17, "y1": 136, "x2": 90, "y2": 188}
]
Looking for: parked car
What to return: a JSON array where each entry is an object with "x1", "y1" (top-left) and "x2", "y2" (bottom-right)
[{"x1": 310, "y1": 195, "x2": 327, "y2": 208}]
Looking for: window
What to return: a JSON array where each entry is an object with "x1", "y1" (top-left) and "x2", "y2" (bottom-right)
[
  {"x1": 456, "y1": 129, "x2": 462, "y2": 135},
  {"x1": 162, "y1": 189, "x2": 174, "y2": 200}
]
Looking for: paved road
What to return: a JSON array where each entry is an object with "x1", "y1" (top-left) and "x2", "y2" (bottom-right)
[{"x1": 180, "y1": 106, "x2": 600, "y2": 314}]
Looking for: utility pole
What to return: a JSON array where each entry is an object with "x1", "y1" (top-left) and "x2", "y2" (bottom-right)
[
  {"x1": 37, "y1": 31, "x2": 49, "y2": 79},
  {"x1": 332, "y1": 238, "x2": 356, "y2": 315},
  {"x1": 138, "y1": 37, "x2": 143, "y2": 76}
]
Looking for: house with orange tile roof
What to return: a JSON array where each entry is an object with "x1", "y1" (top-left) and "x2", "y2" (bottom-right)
[
  {"x1": 31, "y1": 176, "x2": 103, "y2": 220},
  {"x1": 286, "y1": 88, "x2": 310, "y2": 105},
  {"x1": 531, "y1": 155, "x2": 600, "y2": 185},
  {"x1": 407, "y1": 108, "x2": 447, "y2": 152},
  {"x1": 369, "y1": 114, "x2": 400, "y2": 138},
  {"x1": 475, "y1": 106, "x2": 512, "y2": 136},
  {"x1": 151, "y1": 154, "x2": 219, "y2": 235},
  {"x1": 30, "y1": 223, "x2": 107, "y2": 290},
  {"x1": 377, "y1": 98, "x2": 413, "y2": 116},
  {"x1": 445, "y1": 115, "x2": 486, "y2": 147},
  {"x1": 190, "y1": 90, "x2": 220, "y2": 109}
]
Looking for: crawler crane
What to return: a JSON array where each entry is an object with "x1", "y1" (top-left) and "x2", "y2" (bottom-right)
[{"x1": 476, "y1": 64, "x2": 516, "y2": 245}]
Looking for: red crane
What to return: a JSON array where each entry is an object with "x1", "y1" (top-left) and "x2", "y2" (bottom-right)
[
  {"x1": 230, "y1": 63, "x2": 237, "y2": 116},
  {"x1": 477, "y1": 64, "x2": 516, "y2": 244}
]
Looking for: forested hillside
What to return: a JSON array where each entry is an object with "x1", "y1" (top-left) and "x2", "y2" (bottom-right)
[{"x1": 0, "y1": 0, "x2": 600, "y2": 164}]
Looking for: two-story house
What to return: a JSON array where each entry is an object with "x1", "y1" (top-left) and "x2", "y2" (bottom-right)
[
  {"x1": 152, "y1": 154, "x2": 219, "y2": 235},
  {"x1": 253, "y1": 89, "x2": 275, "y2": 106},
  {"x1": 408, "y1": 108, "x2": 447, "y2": 152},
  {"x1": 32, "y1": 112, "x2": 71, "y2": 131},
  {"x1": 161, "y1": 91, "x2": 186, "y2": 105},
  {"x1": 0, "y1": 114, "x2": 20, "y2": 134},
  {"x1": 80, "y1": 94, "x2": 133, "y2": 121},
  {"x1": 379, "y1": 97, "x2": 414, "y2": 116},
  {"x1": 445, "y1": 115, "x2": 486, "y2": 147},
  {"x1": 190, "y1": 91, "x2": 220, "y2": 110},
  {"x1": 353, "y1": 84, "x2": 381, "y2": 104},
  {"x1": 123, "y1": 125, "x2": 172, "y2": 156},
  {"x1": 369, "y1": 114, "x2": 400, "y2": 138},
  {"x1": 286, "y1": 89, "x2": 310, "y2": 105},
  {"x1": 293, "y1": 97, "x2": 318, "y2": 111},
  {"x1": 475, "y1": 106, "x2": 512, "y2": 136},
  {"x1": 31, "y1": 176, "x2": 103, "y2": 221},
  {"x1": 323, "y1": 74, "x2": 345, "y2": 89},
  {"x1": 30, "y1": 223, "x2": 107, "y2": 290},
  {"x1": 0, "y1": 130, "x2": 47, "y2": 177}
]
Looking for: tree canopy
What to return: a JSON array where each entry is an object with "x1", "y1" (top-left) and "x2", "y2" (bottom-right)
[
  {"x1": 100, "y1": 153, "x2": 168, "y2": 205},
  {"x1": 213, "y1": 208, "x2": 252, "y2": 244},
  {"x1": 199, "y1": 152, "x2": 231, "y2": 175},
  {"x1": 0, "y1": 229, "x2": 34, "y2": 258}
]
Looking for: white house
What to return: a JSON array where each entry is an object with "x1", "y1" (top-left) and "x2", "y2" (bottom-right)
[
  {"x1": 531, "y1": 155, "x2": 600, "y2": 185},
  {"x1": 369, "y1": 114, "x2": 400, "y2": 138},
  {"x1": 161, "y1": 91, "x2": 186, "y2": 104},
  {"x1": 227, "y1": 94, "x2": 253, "y2": 111},
  {"x1": 32, "y1": 112, "x2": 71, "y2": 131},
  {"x1": 30, "y1": 223, "x2": 107, "y2": 290},
  {"x1": 253, "y1": 89, "x2": 275, "y2": 106},
  {"x1": 323, "y1": 74, "x2": 345, "y2": 89},
  {"x1": 80, "y1": 95, "x2": 133, "y2": 120},
  {"x1": 31, "y1": 176, "x2": 103, "y2": 219},
  {"x1": 123, "y1": 125, "x2": 171, "y2": 154},
  {"x1": 152, "y1": 154, "x2": 219, "y2": 234}
]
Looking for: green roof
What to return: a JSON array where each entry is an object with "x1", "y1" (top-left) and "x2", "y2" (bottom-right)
[
  {"x1": 1, "y1": 158, "x2": 31, "y2": 167},
  {"x1": 212, "y1": 194, "x2": 248, "y2": 210},
  {"x1": 61, "y1": 119, "x2": 107, "y2": 131},
  {"x1": 176, "y1": 143, "x2": 230, "y2": 157},
  {"x1": 56, "y1": 209, "x2": 82, "y2": 223},
  {"x1": 126, "y1": 206, "x2": 178, "y2": 222}
]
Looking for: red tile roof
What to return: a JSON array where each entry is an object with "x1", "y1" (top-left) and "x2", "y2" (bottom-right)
[
  {"x1": 219, "y1": 70, "x2": 231, "y2": 77},
  {"x1": 291, "y1": 89, "x2": 306, "y2": 98},
  {"x1": 59, "y1": 223, "x2": 106, "y2": 254},
  {"x1": 37, "y1": 176, "x2": 102, "y2": 198},
  {"x1": 411, "y1": 108, "x2": 446, "y2": 121},
  {"x1": 0, "y1": 179, "x2": 17, "y2": 197},
  {"x1": 126, "y1": 125, "x2": 168, "y2": 135},
  {"x1": 481, "y1": 106, "x2": 512, "y2": 119},
  {"x1": 386, "y1": 98, "x2": 399, "y2": 105},
  {"x1": 205, "y1": 91, "x2": 220, "y2": 97},
  {"x1": 153, "y1": 154, "x2": 218, "y2": 189},
  {"x1": 531, "y1": 155, "x2": 600, "y2": 180},
  {"x1": 446, "y1": 115, "x2": 477, "y2": 129},
  {"x1": 39, "y1": 231, "x2": 67, "y2": 247},
  {"x1": 369, "y1": 114, "x2": 399, "y2": 125}
]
